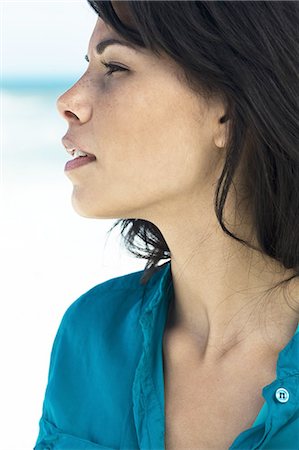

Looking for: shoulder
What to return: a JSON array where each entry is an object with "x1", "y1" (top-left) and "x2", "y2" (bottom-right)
[
  {"x1": 36, "y1": 269, "x2": 150, "y2": 447},
  {"x1": 58, "y1": 268, "x2": 147, "y2": 336},
  {"x1": 38, "y1": 263, "x2": 171, "y2": 438},
  {"x1": 45, "y1": 268, "x2": 151, "y2": 382},
  {"x1": 49, "y1": 262, "x2": 170, "y2": 358}
]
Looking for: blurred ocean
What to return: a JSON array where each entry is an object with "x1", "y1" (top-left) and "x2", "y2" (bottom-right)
[
  {"x1": 3, "y1": 77, "x2": 74, "y2": 171},
  {"x1": 1, "y1": 77, "x2": 146, "y2": 450}
]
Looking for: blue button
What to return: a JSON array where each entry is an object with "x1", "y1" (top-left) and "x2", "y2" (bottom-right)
[{"x1": 275, "y1": 387, "x2": 289, "y2": 403}]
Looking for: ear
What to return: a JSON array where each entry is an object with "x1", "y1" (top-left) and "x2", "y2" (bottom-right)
[{"x1": 214, "y1": 114, "x2": 230, "y2": 149}]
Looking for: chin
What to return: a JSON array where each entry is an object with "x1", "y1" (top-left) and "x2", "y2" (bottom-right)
[
  {"x1": 70, "y1": 188, "x2": 145, "y2": 220},
  {"x1": 70, "y1": 194, "x2": 97, "y2": 218},
  {"x1": 71, "y1": 204, "x2": 93, "y2": 219},
  {"x1": 70, "y1": 196, "x2": 119, "y2": 220}
]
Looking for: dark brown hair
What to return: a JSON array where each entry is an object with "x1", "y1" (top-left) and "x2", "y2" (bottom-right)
[{"x1": 86, "y1": 1, "x2": 299, "y2": 296}]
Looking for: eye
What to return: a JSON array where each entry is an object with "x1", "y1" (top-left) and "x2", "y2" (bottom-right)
[
  {"x1": 84, "y1": 54, "x2": 127, "y2": 76},
  {"x1": 101, "y1": 62, "x2": 128, "y2": 76}
]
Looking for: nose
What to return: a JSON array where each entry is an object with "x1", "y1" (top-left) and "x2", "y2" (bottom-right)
[{"x1": 56, "y1": 81, "x2": 92, "y2": 124}]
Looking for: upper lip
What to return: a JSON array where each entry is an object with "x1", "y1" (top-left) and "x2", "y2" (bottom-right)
[{"x1": 61, "y1": 135, "x2": 95, "y2": 157}]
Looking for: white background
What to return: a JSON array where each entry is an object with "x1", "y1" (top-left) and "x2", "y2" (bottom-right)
[
  {"x1": 1, "y1": 1, "x2": 146, "y2": 448},
  {"x1": 3, "y1": 0, "x2": 96, "y2": 78}
]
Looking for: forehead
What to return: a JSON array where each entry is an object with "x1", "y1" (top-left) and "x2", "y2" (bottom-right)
[
  {"x1": 87, "y1": 12, "x2": 181, "y2": 74},
  {"x1": 89, "y1": 17, "x2": 117, "y2": 43}
]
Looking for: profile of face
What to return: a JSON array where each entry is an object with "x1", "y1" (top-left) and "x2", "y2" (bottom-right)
[{"x1": 56, "y1": 9, "x2": 228, "y2": 224}]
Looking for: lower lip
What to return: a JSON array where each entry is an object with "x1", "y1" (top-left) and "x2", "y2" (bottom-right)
[{"x1": 64, "y1": 155, "x2": 96, "y2": 171}]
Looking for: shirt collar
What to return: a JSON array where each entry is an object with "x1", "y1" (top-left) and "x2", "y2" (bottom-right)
[
  {"x1": 132, "y1": 261, "x2": 173, "y2": 449},
  {"x1": 277, "y1": 321, "x2": 299, "y2": 378},
  {"x1": 140, "y1": 261, "x2": 173, "y2": 317}
]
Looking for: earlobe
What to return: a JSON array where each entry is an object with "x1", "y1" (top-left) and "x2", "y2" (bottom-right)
[{"x1": 214, "y1": 115, "x2": 229, "y2": 149}]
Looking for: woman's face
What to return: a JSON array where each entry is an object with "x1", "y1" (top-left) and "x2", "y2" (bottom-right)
[{"x1": 56, "y1": 16, "x2": 227, "y2": 222}]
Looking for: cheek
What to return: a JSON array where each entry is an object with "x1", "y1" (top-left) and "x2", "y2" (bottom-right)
[
  {"x1": 125, "y1": 106, "x2": 209, "y2": 190},
  {"x1": 103, "y1": 119, "x2": 210, "y2": 208},
  {"x1": 94, "y1": 77, "x2": 212, "y2": 199}
]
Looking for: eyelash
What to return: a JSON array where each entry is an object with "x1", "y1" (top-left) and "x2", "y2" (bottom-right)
[
  {"x1": 84, "y1": 55, "x2": 127, "y2": 76},
  {"x1": 101, "y1": 62, "x2": 127, "y2": 76}
]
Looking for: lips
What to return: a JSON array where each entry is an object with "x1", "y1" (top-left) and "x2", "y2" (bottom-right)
[{"x1": 61, "y1": 135, "x2": 95, "y2": 158}]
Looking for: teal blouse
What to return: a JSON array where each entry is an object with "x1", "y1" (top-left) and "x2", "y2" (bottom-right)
[{"x1": 34, "y1": 261, "x2": 299, "y2": 449}]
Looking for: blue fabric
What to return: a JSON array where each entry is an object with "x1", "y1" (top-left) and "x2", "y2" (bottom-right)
[
  {"x1": 251, "y1": 400, "x2": 269, "y2": 428},
  {"x1": 251, "y1": 324, "x2": 299, "y2": 430},
  {"x1": 34, "y1": 261, "x2": 299, "y2": 449}
]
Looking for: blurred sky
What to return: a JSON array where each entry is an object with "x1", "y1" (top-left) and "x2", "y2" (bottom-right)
[{"x1": 2, "y1": 0, "x2": 97, "y2": 78}]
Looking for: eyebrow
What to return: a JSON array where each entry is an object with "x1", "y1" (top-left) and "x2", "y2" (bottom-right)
[{"x1": 90, "y1": 38, "x2": 140, "y2": 57}]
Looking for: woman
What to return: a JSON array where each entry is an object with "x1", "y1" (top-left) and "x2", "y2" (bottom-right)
[{"x1": 34, "y1": 1, "x2": 299, "y2": 449}]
